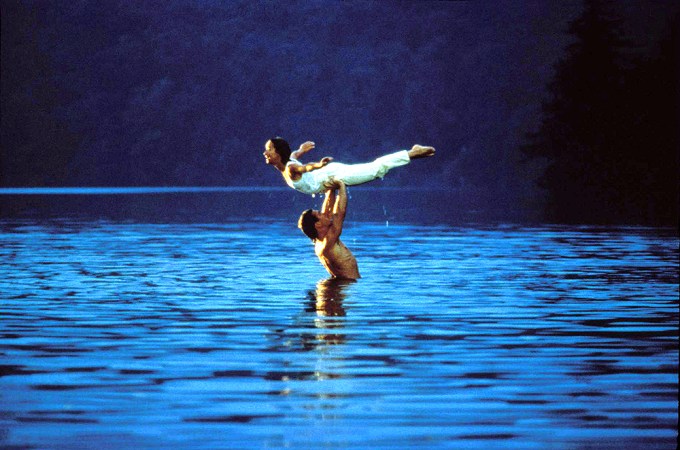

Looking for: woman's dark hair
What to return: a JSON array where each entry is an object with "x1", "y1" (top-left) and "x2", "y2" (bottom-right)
[
  {"x1": 298, "y1": 209, "x2": 319, "y2": 240},
  {"x1": 270, "y1": 137, "x2": 291, "y2": 164}
]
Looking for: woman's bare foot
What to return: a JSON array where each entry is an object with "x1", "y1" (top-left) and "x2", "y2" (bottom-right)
[{"x1": 408, "y1": 145, "x2": 436, "y2": 159}]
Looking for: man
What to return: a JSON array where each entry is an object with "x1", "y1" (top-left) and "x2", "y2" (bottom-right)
[{"x1": 297, "y1": 179, "x2": 360, "y2": 279}]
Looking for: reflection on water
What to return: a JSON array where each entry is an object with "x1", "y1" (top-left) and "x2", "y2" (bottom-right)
[
  {"x1": 0, "y1": 214, "x2": 677, "y2": 448},
  {"x1": 311, "y1": 278, "x2": 351, "y2": 317},
  {"x1": 267, "y1": 279, "x2": 350, "y2": 361},
  {"x1": 308, "y1": 278, "x2": 350, "y2": 346}
]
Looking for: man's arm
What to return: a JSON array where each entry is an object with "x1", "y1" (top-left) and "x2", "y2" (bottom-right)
[
  {"x1": 321, "y1": 183, "x2": 336, "y2": 215},
  {"x1": 332, "y1": 181, "x2": 348, "y2": 223},
  {"x1": 324, "y1": 181, "x2": 347, "y2": 246}
]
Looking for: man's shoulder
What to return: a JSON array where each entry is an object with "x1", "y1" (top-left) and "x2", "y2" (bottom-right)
[
  {"x1": 316, "y1": 238, "x2": 340, "y2": 255},
  {"x1": 314, "y1": 239, "x2": 326, "y2": 254}
]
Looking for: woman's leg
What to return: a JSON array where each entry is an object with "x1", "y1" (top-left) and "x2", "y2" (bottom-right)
[{"x1": 330, "y1": 150, "x2": 411, "y2": 186}]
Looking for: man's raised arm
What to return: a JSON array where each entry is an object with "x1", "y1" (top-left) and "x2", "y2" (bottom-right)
[
  {"x1": 321, "y1": 182, "x2": 336, "y2": 215},
  {"x1": 332, "y1": 181, "x2": 348, "y2": 223},
  {"x1": 321, "y1": 180, "x2": 347, "y2": 246}
]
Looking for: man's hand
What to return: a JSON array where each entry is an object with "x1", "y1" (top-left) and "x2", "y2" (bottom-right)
[
  {"x1": 320, "y1": 156, "x2": 333, "y2": 165},
  {"x1": 322, "y1": 176, "x2": 339, "y2": 190}
]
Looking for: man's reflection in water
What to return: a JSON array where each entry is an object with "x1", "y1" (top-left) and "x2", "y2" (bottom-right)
[
  {"x1": 265, "y1": 278, "x2": 354, "y2": 388},
  {"x1": 267, "y1": 278, "x2": 354, "y2": 353},
  {"x1": 309, "y1": 278, "x2": 352, "y2": 316},
  {"x1": 306, "y1": 278, "x2": 354, "y2": 347}
]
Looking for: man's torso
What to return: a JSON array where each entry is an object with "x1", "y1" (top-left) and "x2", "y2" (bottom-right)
[{"x1": 315, "y1": 239, "x2": 360, "y2": 279}]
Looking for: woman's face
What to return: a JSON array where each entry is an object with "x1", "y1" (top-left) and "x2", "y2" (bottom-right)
[{"x1": 263, "y1": 140, "x2": 281, "y2": 165}]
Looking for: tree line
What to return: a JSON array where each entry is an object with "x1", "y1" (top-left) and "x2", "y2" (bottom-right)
[
  {"x1": 522, "y1": 0, "x2": 678, "y2": 225},
  {"x1": 2, "y1": 0, "x2": 677, "y2": 224}
]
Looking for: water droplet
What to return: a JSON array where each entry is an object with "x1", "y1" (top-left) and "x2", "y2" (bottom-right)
[{"x1": 386, "y1": 220, "x2": 389, "y2": 227}]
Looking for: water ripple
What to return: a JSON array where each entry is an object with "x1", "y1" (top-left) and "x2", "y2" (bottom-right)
[{"x1": 0, "y1": 221, "x2": 677, "y2": 448}]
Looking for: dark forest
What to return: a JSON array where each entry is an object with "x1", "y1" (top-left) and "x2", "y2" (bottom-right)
[{"x1": 2, "y1": 0, "x2": 678, "y2": 224}]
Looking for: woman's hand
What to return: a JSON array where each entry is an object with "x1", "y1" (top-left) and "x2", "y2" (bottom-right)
[{"x1": 299, "y1": 141, "x2": 315, "y2": 152}]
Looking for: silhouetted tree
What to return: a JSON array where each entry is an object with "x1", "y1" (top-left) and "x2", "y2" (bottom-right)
[
  {"x1": 620, "y1": 16, "x2": 679, "y2": 225},
  {"x1": 524, "y1": 0, "x2": 629, "y2": 222},
  {"x1": 524, "y1": 0, "x2": 678, "y2": 225}
]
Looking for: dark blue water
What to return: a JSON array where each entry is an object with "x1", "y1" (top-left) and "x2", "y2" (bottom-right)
[{"x1": 1, "y1": 190, "x2": 678, "y2": 448}]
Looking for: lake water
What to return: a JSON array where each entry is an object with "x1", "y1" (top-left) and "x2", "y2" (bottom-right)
[{"x1": 1, "y1": 189, "x2": 678, "y2": 448}]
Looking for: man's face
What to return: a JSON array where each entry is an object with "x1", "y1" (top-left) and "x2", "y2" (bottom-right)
[
  {"x1": 313, "y1": 210, "x2": 332, "y2": 229},
  {"x1": 263, "y1": 140, "x2": 280, "y2": 166}
]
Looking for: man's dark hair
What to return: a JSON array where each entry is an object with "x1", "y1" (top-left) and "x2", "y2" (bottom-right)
[
  {"x1": 298, "y1": 209, "x2": 319, "y2": 241},
  {"x1": 270, "y1": 137, "x2": 291, "y2": 164}
]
